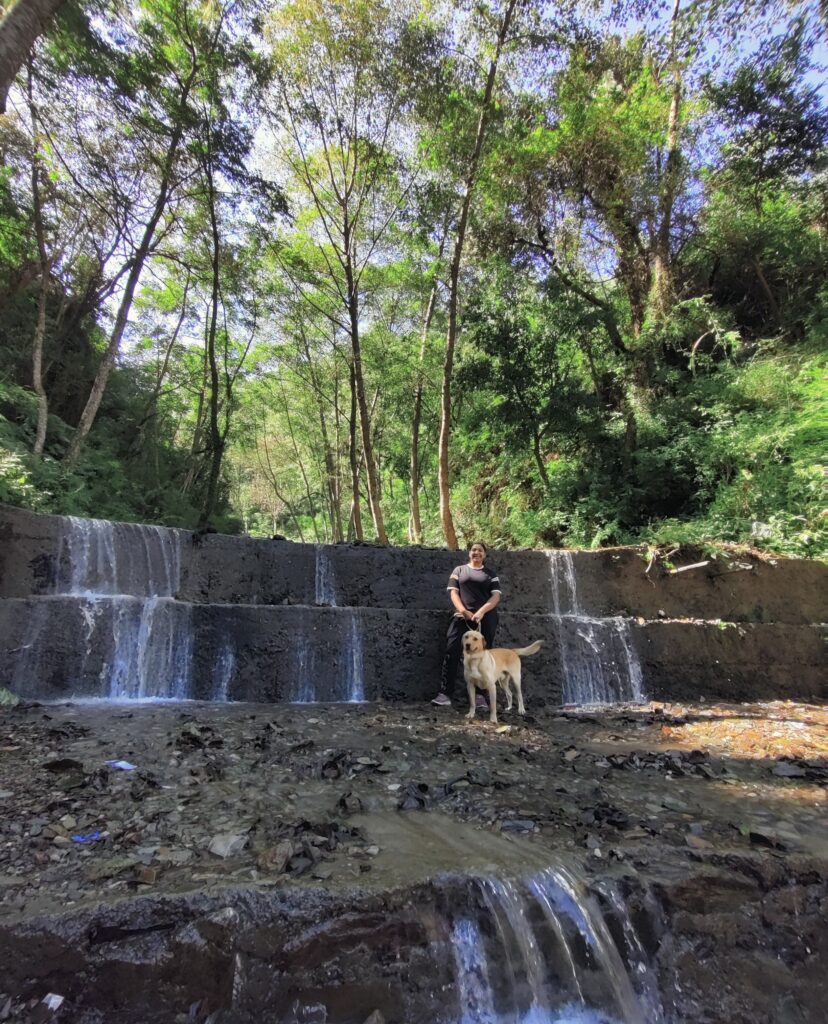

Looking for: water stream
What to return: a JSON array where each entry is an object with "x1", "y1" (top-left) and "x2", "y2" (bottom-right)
[
  {"x1": 445, "y1": 866, "x2": 661, "y2": 1024},
  {"x1": 50, "y1": 516, "x2": 195, "y2": 699},
  {"x1": 547, "y1": 552, "x2": 645, "y2": 705}
]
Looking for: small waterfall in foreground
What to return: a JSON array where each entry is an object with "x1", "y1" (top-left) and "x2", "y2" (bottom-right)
[
  {"x1": 547, "y1": 552, "x2": 644, "y2": 705},
  {"x1": 446, "y1": 866, "x2": 662, "y2": 1024},
  {"x1": 51, "y1": 516, "x2": 195, "y2": 700}
]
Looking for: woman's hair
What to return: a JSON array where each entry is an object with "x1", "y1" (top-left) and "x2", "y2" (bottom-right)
[{"x1": 468, "y1": 540, "x2": 488, "y2": 553}]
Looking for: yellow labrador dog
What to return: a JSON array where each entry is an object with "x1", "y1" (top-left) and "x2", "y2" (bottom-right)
[{"x1": 462, "y1": 629, "x2": 543, "y2": 724}]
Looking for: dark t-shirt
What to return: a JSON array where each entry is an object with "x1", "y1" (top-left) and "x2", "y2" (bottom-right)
[{"x1": 447, "y1": 564, "x2": 502, "y2": 612}]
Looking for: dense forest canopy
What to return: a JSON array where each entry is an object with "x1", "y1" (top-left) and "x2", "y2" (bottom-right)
[{"x1": 0, "y1": 0, "x2": 825, "y2": 556}]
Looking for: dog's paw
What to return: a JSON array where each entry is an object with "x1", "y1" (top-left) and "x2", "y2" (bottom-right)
[{"x1": 464, "y1": 711, "x2": 475, "y2": 720}]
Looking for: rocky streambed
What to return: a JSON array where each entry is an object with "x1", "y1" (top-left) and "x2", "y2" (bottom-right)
[{"x1": 0, "y1": 698, "x2": 825, "y2": 1024}]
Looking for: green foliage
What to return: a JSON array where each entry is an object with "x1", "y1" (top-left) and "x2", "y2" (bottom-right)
[{"x1": 0, "y1": 0, "x2": 824, "y2": 562}]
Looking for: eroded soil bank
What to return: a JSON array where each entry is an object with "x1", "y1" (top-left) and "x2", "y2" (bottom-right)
[{"x1": 0, "y1": 699, "x2": 826, "y2": 1024}]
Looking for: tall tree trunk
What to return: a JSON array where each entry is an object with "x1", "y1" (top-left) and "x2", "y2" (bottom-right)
[
  {"x1": 348, "y1": 359, "x2": 363, "y2": 541},
  {"x1": 532, "y1": 430, "x2": 551, "y2": 491},
  {"x1": 279, "y1": 377, "x2": 321, "y2": 542},
  {"x1": 63, "y1": 68, "x2": 195, "y2": 464},
  {"x1": 27, "y1": 65, "x2": 48, "y2": 456},
  {"x1": 0, "y1": 0, "x2": 66, "y2": 113},
  {"x1": 183, "y1": 344, "x2": 209, "y2": 494},
  {"x1": 409, "y1": 284, "x2": 437, "y2": 544},
  {"x1": 31, "y1": 279, "x2": 48, "y2": 454},
  {"x1": 651, "y1": 0, "x2": 683, "y2": 318},
  {"x1": 410, "y1": 219, "x2": 449, "y2": 544},
  {"x1": 437, "y1": 0, "x2": 519, "y2": 549},
  {"x1": 302, "y1": 328, "x2": 343, "y2": 542},
  {"x1": 752, "y1": 258, "x2": 780, "y2": 319},
  {"x1": 131, "y1": 274, "x2": 191, "y2": 456},
  {"x1": 200, "y1": 151, "x2": 224, "y2": 529},
  {"x1": 344, "y1": 247, "x2": 387, "y2": 544},
  {"x1": 259, "y1": 431, "x2": 306, "y2": 542}
]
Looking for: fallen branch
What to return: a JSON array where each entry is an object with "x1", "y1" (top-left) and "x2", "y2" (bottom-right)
[{"x1": 668, "y1": 560, "x2": 710, "y2": 574}]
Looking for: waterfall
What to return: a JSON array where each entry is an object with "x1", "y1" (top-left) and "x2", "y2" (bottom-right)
[
  {"x1": 547, "y1": 552, "x2": 644, "y2": 705},
  {"x1": 55, "y1": 516, "x2": 183, "y2": 597},
  {"x1": 212, "y1": 640, "x2": 236, "y2": 702},
  {"x1": 344, "y1": 609, "x2": 365, "y2": 703},
  {"x1": 446, "y1": 867, "x2": 660, "y2": 1024},
  {"x1": 105, "y1": 597, "x2": 193, "y2": 700},
  {"x1": 292, "y1": 623, "x2": 316, "y2": 703},
  {"x1": 315, "y1": 545, "x2": 337, "y2": 606},
  {"x1": 451, "y1": 918, "x2": 499, "y2": 1024},
  {"x1": 48, "y1": 516, "x2": 193, "y2": 699}
]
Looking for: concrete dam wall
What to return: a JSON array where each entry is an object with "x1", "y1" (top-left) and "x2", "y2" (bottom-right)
[{"x1": 0, "y1": 504, "x2": 825, "y2": 704}]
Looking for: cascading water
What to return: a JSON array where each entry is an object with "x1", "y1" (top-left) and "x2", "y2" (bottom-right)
[
  {"x1": 314, "y1": 545, "x2": 337, "y2": 607},
  {"x1": 310, "y1": 549, "x2": 366, "y2": 702},
  {"x1": 292, "y1": 622, "x2": 316, "y2": 703},
  {"x1": 50, "y1": 515, "x2": 195, "y2": 700},
  {"x1": 547, "y1": 552, "x2": 644, "y2": 705},
  {"x1": 445, "y1": 867, "x2": 661, "y2": 1024},
  {"x1": 344, "y1": 609, "x2": 365, "y2": 703},
  {"x1": 211, "y1": 640, "x2": 236, "y2": 702},
  {"x1": 55, "y1": 516, "x2": 183, "y2": 597}
]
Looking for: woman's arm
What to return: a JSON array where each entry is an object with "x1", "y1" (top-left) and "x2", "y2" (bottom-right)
[
  {"x1": 450, "y1": 589, "x2": 473, "y2": 618},
  {"x1": 471, "y1": 590, "x2": 501, "y2": 623}
]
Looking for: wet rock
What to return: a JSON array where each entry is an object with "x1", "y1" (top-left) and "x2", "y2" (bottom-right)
[
  {"x1": 749, "y1": 829, "x2": 786, "y2": 850},
  {"x1": 337, "y1": 792, "x2": 362, "y2": 815},
  {"x1": 208, "y1": 833, "x2": 248, "y2": 859},
  {"x1": 288, "y1": 855, "x2": 313, "y2": 876},
  {"x1": 84, "y1": 856, "x2": 138, "y2": 881},
  {"x1": 685, "y1": 834, "x2": 714, "y2": 851},
  {"x1": 774, "y1": 994, "x2": 808, "y2": 1024},
  {"x1": 500, "y1": 819, "x2": 535, "y2": 832},
  {"x1": 257, "y1": 840, "x2": 294, "y2": 874},
  {"x1": 396, "y1": 782, "x2": 429, "y2": 811},
  {"x1": 41, "y1": 757, "x2": 83, "y2": 773},
  {"x1": 179, "y1": 722, "x2": 223, "y2": 750}
]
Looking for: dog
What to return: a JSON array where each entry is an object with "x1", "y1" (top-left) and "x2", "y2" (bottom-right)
[{"x1": 462, "y1": 629, "x2": 543, "y2": 724}]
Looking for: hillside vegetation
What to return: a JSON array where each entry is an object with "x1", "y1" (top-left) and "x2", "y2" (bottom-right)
[{"x1": 0, "y1": 0, "x2": 825, "y2": 557}]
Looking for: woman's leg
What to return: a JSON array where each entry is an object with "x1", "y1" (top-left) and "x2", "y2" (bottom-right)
[
  {"x1": 479, "y1": 610, "x2": 498, "y2": 650},
  {"x1": 438, "y1": 615, "x2": 467, "y2": 699}
]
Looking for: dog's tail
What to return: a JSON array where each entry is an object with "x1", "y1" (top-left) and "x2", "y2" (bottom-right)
[{"x1": 514, "y1": 640, "x2": 543, "y2": 657}]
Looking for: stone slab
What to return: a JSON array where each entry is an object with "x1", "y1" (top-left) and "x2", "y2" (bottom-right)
[
  {"x1": 0, "y1": 598, "x2": 823, "y2": 705},
  {"x1": 2, "y1": 505, "x2": 826, "y2": 623}
]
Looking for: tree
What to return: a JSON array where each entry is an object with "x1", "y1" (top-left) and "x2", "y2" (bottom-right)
[
  {"x1": 264, "y1": 0, "x2": 418, "y2": 544},
  {"x1": 0, "y1": 0, "x2": 67, "y2": 113},
  {"x1": 436, "y1": 0, "x2": 521, "y2": 549}
]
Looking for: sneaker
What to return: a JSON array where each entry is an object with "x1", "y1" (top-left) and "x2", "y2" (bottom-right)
[
  {"x1": 431, "y1": 692, "x2": 452, "y2": 707},
  {"x1": 475, "y1": 694, "x2": 489, "y2": 710}
]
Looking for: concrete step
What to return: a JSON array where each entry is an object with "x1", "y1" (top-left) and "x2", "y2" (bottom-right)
[
  {"x1": 2, "y1": 505, "x2": 826, "y2": 623},
  {"x1": 1, "y1": 597, "x2": 823, "y2": 704}
]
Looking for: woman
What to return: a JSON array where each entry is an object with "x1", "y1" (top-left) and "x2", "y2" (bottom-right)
[{"x1": 431, "y1": 541, "x2": 501, "y2": 708}]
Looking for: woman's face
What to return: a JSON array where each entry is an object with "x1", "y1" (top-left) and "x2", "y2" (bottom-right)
[{"x1": 468, "y1": 544, "x2": 486, "y2": 567}]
